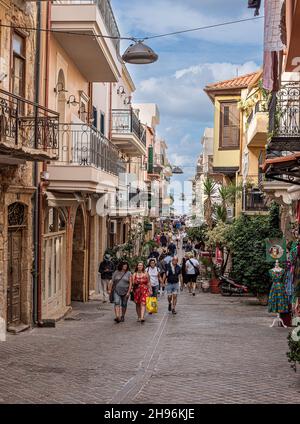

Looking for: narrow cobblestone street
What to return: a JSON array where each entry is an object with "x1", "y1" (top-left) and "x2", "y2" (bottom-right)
[{"x1": 0, "y1": 290, "x2": 299, "y2": 404}]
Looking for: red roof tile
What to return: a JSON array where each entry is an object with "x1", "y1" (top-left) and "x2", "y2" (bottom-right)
[{"x1": 204, "y1": 71, "x2": 262, "y2": 92}]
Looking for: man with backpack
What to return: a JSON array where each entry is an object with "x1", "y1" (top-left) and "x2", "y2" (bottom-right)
[{"x1": 185, "y1": 252, "x2": 200, "y2": 296}]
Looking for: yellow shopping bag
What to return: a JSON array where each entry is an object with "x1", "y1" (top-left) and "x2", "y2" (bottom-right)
[{"x1": 146, "y1": 297, "x2": 158, "y2": 314}]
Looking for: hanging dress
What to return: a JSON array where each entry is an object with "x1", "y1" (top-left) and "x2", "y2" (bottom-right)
[{"x1": 268, "y1": 268, "x2": 289, "y2": 314}]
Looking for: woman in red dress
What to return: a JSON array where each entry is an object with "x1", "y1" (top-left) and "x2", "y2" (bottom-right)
[{"x1": 133, "y1": 262, "x2": 152, "y2": 323}]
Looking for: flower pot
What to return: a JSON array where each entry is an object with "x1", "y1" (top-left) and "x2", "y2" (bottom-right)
[
  {"x1": 201, "y1": 279, "x2": 210, "y2": 293},
  {"x1": 210, "y1": 278, "x2": 221, "y2": 294},
  {"x1": 257, "y1": 293, "x2": 268, "y2": 306}
]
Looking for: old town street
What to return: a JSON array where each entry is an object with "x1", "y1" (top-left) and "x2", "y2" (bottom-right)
[{"x1": 0, "y1": 290, "x2": 299, "y2": 404}]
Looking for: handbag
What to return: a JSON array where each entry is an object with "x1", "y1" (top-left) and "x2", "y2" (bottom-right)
[
  {"x1": 146, "y1": 297, "x2": 158, "y2": 314},
  {"x1": 110, "y1": 271, "x2": 127, "y2": 303}
]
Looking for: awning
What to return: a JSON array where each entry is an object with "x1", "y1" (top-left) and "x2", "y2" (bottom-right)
[{"x1": 262, "y1": 153, "x2": 300, "y2": 185}]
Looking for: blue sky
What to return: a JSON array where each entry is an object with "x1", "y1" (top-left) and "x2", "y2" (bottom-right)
[{"x1": 111, "y1": 0, "x2": 264, "y2": 213}]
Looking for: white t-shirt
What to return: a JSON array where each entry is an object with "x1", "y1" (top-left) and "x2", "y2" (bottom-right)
[
  {"x1": 185, "y1": 258, "x2": 199, "y2": 275},
  {"x1": 146, "y1": 266, "x2": 160, "y2": 287}
]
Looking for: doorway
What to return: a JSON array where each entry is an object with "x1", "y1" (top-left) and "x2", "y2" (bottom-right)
[
  {"x1": 7, "y1": 202, "x2": 26, "y2": 329},
  {"x1": 71, "y1": 206, "x2": 86, "y2": 301}
]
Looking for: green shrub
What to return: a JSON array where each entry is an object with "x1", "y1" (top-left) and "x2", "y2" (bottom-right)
[
  {"x1": 225, "y1": 213, "x2": 282, "y2": 294},
  {"x1": 287, "y1": 332, "x2": 300, "y2": 372}
]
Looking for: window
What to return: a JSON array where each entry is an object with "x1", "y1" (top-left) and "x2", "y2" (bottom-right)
[
  {"x1": 92, "y1": 106, "x2": 98, "y2": 129},
  {"x1": 12, "y1": 32, "x2": 26, "y2": 98},
  {"x1": 100, "y1": 112, "x2": 105, "y2": 135},
  {"x1": 220, "y1": 101, "x2": 240, "y2": 149}
]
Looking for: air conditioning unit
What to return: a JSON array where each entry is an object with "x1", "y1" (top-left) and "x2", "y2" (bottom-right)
[{"x1": 110, "y1": 220, "x2": 117, "y2": 234}]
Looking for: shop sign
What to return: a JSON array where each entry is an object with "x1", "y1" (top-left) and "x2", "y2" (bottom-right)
[{"x1": 265, "y1": 238, "x2": 287, "y2": 262}]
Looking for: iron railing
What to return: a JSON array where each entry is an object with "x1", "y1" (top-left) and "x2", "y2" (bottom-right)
[
  {"x1": 58, "y1": 123, "x2": 125, "y2": 175},
  {"x1": 52, "y1": 0, "x2": 120, "y2": 52},
  {"x1": 0, "y1": 89, "x2": 59, "y2": 157},
  {"x1": 243, "y1": 187, "x2": 268, "y2": 212},
  {"x1": 247, "y1": 100, "x2": 267, "y2": 126},
  {"x1": 269, "y1": 82, "x2": 300, "y2": 139},
  {"x1": 112, "y1": 109, "x2": 147, "y2": 146}
]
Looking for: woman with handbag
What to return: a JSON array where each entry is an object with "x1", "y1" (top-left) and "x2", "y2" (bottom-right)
[
  {"x1": 133, "y1": 262, "x2": 152, "y2": 323},
  {"x1": 109, "y1": 261, "x2": 132, "y2": 323}
]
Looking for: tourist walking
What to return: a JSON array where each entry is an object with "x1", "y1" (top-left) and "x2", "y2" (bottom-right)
[
  {"x1": 168, "y1": 241, "x2": 177, "y2": 257},
  {"x1": 133, "y1": 262, "x2": 152, "y2": 323},
  {"x1": 166, "y1": 256, "x2": 182, "y2": 314},
  {"x1": 98, "y1": 253, "x2": 115, "y2": 303},
  {"x1": 148, "y1": 246, "x2": 160, "y2": 261},
  {"x1": 158, "y1": 253, "x2": 167, "y2": 295},
  {"x1": 160, "y1": 233, "x2": 168, "y2": 248},
  {"x1": 109, "y1": 261, "x2": 132, "y2": 323},
  {"x1": 146, "y1": 259, "x2": 162, "y2": 299},
  {"x1": 185, "y1": 252, "x2": 200, "y2": 296}
]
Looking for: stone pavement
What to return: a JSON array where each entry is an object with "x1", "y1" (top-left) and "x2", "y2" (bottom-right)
[{"x1": 0, "y1": 290, "x2": 299, "y2": 404}]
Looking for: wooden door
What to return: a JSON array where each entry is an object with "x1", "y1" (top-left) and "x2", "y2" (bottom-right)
[{"x1": 7, "y1": 230, "x2": 22, "y2": 327}]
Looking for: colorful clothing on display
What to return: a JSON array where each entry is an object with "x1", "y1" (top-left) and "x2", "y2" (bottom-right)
[
  {"x1": 285, "y1": 260, "x2": 294, "y2": 303},
  {"x1": 268, "y1": 268, "x2": 289, "y2": 314}
]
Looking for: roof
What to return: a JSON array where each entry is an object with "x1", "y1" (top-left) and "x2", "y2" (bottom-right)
[{"x1": 204, "y1": 70, "x2": 262, "y2": 101}]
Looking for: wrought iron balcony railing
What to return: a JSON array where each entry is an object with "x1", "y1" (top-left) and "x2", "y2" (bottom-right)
[
  {"x1": 112, "y1": 109, "x2": 147, "y2": 146},
  {"x1": 57, "y1": 123, "x2": 125, "y2": 175},
  {"x1": 269, "y1": 81, "x2": 300, "y2": 151},
  {"x1": 0, "y1": 89, "x2": 59, "y2": 160},
  {"x1": 243, "y1": 187, "x2": 268, "y2": 212},
  {"x1": 52, "y1": 0, "x2": 120, "y2": 52}
]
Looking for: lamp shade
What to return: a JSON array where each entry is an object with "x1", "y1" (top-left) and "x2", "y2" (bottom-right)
[
  {"x1": 172, "y1": 166, "x2": 184, "y2": 174},
  {"x1": 122, "y1": 41, "x2": 158, "y2": 65}
]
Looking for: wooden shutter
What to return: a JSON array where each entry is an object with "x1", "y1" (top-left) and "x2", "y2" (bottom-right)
[{"x1": 220, "y1": 102, "x2": 240, "y2": 148}]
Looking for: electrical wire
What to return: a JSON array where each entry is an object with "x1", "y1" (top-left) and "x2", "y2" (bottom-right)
[
  {"x1": 0, "y1": 16, "x2": 264, "y2": 43},
  {"x1": 143, "y1": 16, "x2": 264, "y2": 41}
]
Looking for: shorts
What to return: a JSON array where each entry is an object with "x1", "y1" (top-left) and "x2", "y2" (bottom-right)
[
  {"x1": 186, "y1": 274, "x2": 197, "y2": 283},
  {"x1": 114, "y1": 291, "x2": 128, "y2": 308},
  {"x1": 166, "y1": 283, "x2": 179, "y2": 295},
  {"x1": 151, "y1": 285, "x2": 159, "y2": 298}
]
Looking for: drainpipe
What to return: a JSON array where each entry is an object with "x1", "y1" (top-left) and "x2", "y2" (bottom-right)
[
  {"x1": 33, "y1": 0, "x2": 42, "y2": 325},
  {"x1": 108, "y1": 83, "x2": 112, "y2": 140}
]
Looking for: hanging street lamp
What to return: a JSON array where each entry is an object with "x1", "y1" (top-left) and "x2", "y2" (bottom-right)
[
  {"x1": 122, "y1": 40, "x2": 159, "y2": 65},
  {"x1": 172, "y1": 166, "x2": 184, "y2": 174}
]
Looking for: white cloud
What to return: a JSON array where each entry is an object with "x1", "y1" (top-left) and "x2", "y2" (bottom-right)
[
  {"x1": 112, "y1": 0, "x2": 263, "y2": 45},
  {"x1": 136, "y1": 60, "x2": 259, "y2": 123}
]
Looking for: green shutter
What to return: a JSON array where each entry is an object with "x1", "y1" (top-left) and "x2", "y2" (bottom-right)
[{"x1": 148, "y1": 146, "x2": 153, "y2": 174}]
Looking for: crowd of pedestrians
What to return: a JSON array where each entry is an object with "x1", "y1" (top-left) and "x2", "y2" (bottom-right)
[{"x1": 98, "y1": 225, "x2": 204, "y2": 324}]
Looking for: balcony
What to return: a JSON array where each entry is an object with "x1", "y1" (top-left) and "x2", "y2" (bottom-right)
[
  {"x1": 242, "y1": 187, "x2": 268, "y2": 214},
  {"x1": 268, "y1": 82, "x2": 300, "y2": 152},
  {"x1": 246, "y1": 101, "x2": 268, "y2": 147},
  {"x1": 0, "y1": 89, "x2": 59, "y2": 163},
  {"x1": 48, "y1": 123, "x2": 125, "y2": 193},
  {"x1": 111, "y1": 109, "x2": 147, "y2": 157},
  {"x1": 51, "y1": 0, "x2": 120, "y2": 82}
]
